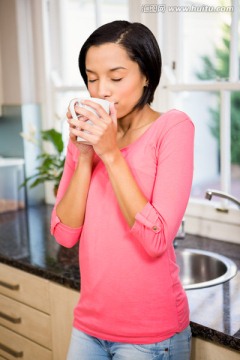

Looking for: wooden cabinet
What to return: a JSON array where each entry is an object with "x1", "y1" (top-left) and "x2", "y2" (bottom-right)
[
  {"x1": 0, "y1": 326, "x2": 52, "y2": 360},
  {"x1": 50, "y1": 282, "x2": 79, "y2": 360},
  {"x1": 0, "y1": 263, "x2": 79, "y2": 360},
  {"x1": 0, "y1": 263, "x2": 52, "y2": 359},
  {"x1": 191, "y1": 337, "x2": 240, "y2": 360},
  {"x1": 0, "y1": 263, "x2": 50, "y2": 312},
  {"x1": 0, "y1": 294, "x2": 51, "y2": 348}
]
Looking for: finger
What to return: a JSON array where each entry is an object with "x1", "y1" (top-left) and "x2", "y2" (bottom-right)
[
  {"x1": 77, "y1": 119, "x2": 105, "y2": 137},
  {"x1": 71, "y1": 126, "x2": 97, "y2": 145},
  {"x1": 66, "y1": 109, "x2": 85, "y2": 123},
  {"x1": 70, "y1": 119, "x2": 91, "y2": 137},
  {"x1": 69, "y1": 127, "x2": 78, "y2": 143},
  {"x1": 68, "y1": 116, "x2": 88, "y2": 130},
  {"x1": 74, "y1": 105, "x2": 101, "y2": 127},
  {"x1": 81, "y1": 100, "x2": 110, "y2": 122},
  {"x1": 66, "y1": 110, "x2": 72, "y2": 120}
]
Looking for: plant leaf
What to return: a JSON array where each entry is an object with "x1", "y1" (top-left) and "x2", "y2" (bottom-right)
[{"x1": 41, "y1": 129, "x2": 64, "y2": 153}]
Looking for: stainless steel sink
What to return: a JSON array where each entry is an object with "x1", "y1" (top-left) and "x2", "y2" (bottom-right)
[{"x1": 175, "y1": 248, "x2": 238, "y2": 290}]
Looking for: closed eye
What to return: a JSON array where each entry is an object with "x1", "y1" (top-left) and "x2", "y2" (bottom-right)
[
  {"x1": 88, "y1": 79, "x2": 97, "y2": 83},
  {"x1": 112, "y1": 78, "x2": 122, "y2": 82}
]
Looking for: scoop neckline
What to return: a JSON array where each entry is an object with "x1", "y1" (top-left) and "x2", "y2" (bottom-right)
[{"x1": 119, "y1": 109, "x2": 174, "y2": 152}]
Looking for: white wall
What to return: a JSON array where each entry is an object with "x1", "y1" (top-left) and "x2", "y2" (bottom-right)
[
  {"x1": 0, "y1": 0, "x2": 48, "y2": 107},
  {"x1": 0, "y1": 0, "x2": 21, "y2": 104}
]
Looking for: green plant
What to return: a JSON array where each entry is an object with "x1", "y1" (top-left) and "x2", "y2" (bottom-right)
[
  {"x1": 195, "y1": 23, "x2": 240, "y2": 165},
  {"x1": 21, "y1": 128, "x2": 65, "y2": 193}
]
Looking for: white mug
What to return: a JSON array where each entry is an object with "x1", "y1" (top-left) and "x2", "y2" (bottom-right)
[{"x1": 69, "y1": 97, "x2": 111, "y2": 143}]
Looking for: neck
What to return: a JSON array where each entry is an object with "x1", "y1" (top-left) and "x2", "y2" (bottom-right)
[{"x1": 118, "y1": 105, "x2": 152, "y2": 135}]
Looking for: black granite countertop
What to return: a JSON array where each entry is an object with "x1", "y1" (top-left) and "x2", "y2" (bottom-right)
[{"x1": 0, "y1": 205, "x2": 239, "y2": 352}]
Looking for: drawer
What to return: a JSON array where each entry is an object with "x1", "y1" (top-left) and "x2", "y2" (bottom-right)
[
  {"x1": 0, "y1": 263, "x2": 50, "y2": 313},
  {"x1": 0, "y1": 325, "x2": 52, "y2": 360},
  {"x1": 0, "y1": 293, "x2": 52, "y2": 349}
]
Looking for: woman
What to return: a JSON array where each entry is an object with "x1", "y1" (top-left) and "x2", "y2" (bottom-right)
[{"x1": 51, "y1": 20, "x2": 194, "y2": 360}]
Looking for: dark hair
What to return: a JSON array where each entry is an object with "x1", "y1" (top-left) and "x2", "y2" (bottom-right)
[{"x1": 78, "y1": 20, "x2": 162, "y2": 109}]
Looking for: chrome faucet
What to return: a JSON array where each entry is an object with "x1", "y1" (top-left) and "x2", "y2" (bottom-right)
[
  {"x1": 174, "y1": 219, "x2": 185, "y2": 248},
  {"x1": 205, "y1": 189, "x2": 240, "y2": 208}
]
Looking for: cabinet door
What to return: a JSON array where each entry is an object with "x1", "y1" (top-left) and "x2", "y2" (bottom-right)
[
  {"x1": 0, "y1": 325, "x2": 52, "y2": 360},
  {"x1": 0, "y1": 293, "x2": 52, "y2": 349},
  {"x1": 191, "y1": 338, "x2": 240, "y2": 360},
  {"x1": 0, "y1": 263, "x2": 50, "y2": 312},
  {"x1": 50, "y1": 282, "x2": 79, "y2": 360}
]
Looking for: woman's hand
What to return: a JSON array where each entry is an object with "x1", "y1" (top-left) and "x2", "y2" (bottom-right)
[
  {"x1": 66, "y1": 105, "x2": 94, "y2": 160},
  {"x1": 68, "y1": 100, "x2": 118, "y2": 161},
  {"x1": 67, "y1": 99, "x2": 148, "y2": 229}
]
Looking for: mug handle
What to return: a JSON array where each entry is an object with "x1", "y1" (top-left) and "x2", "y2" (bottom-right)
[{"x1": 69, "y1": 98, "x2": 82, "y2": 120}]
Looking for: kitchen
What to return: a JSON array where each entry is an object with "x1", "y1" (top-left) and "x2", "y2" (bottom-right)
[{"x1": 0, "y1": 0, "x2": 240, "y2": 359}]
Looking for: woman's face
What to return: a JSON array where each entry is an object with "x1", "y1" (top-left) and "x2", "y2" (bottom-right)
[{"x1": 85, "y1": 43, "x2": 147, "y2": 118}]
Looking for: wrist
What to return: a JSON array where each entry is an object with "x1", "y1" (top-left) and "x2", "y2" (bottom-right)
[
  {"x1": 77, "y1": 153, "x2": 94, "y2": 169},
  {"x1": 100, "y1": 148, "x2": 122, "y2": 167}
]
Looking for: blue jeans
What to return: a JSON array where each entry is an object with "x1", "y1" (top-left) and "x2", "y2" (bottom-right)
[{"x1": 67, "y1": 326, "x2": 192, "y2": 360}]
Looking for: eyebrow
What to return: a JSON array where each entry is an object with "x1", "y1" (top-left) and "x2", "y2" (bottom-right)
[{"x1": 85, "y1": 67, "x2": 127, "y2": 74}]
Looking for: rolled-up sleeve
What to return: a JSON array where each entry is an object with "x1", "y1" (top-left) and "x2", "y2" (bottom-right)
[
  {"x1": 50, "y1": 207, "x2": 82, "y2": 248},
  {"x1": 130, "y1": 117, "x2": 194, "y2": 258},
  {"x1": 50, "y1": 141, "x2": 83, "y2": 248}
]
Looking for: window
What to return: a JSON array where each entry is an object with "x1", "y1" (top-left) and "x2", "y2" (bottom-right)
[
  {"x1": 161, "y1": 0, "x2": 240, "y2": 205},
  {"x1": 45, "y1": 0, "x2": 128, "y2": 146}
]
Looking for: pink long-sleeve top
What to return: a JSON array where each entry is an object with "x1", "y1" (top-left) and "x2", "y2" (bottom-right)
[{"x1": 51, "y1": 109, "x2": 194, "y2": 344}]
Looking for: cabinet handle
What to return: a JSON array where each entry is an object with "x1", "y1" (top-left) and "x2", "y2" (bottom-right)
[
  {"x1": 0, "y1": 342, "x2": 23, "y2": 358},
  {"x1": 0, "y1": 280, "x2": 19, "y2": 290},
  {"x1": 0, "y1": 311, "x2": 21, "y2": 324}
]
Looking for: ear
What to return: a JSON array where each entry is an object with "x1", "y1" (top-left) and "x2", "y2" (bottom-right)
[{"x1": 143, "y1": 76, "x2": 149, "y2": 87}]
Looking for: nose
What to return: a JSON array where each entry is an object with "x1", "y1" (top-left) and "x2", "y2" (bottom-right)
[{"x1": 97, "y1": 79, "x2": 111, "y2": 100}]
